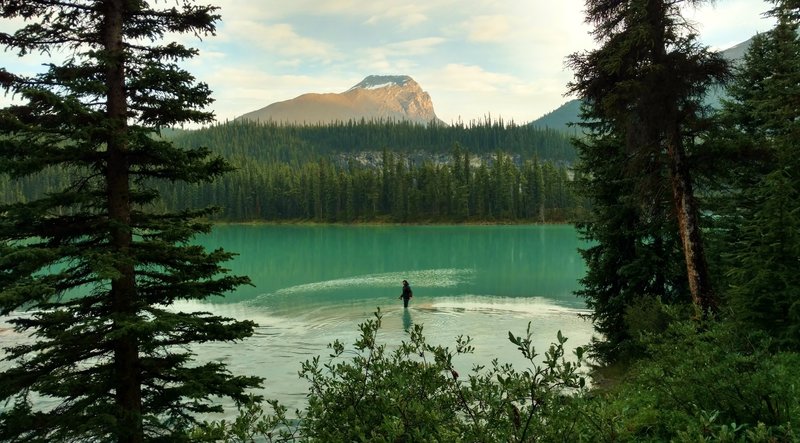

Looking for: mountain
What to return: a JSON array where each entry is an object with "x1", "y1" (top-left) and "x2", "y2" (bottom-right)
[
  {"x1": 237, "y1": 75, "x2": 443, "y2": 126},
  {"x1": 719, "y1": 38, "x2": 753, "y2": 64},
  {"x1": 529, "y1": 37, "x2": 754, "y2": 133},
  {"x1": 528, "y1": 99, "x2": 583, "y2": 135}
]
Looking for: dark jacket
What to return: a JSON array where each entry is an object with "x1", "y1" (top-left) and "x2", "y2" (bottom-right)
[{"x1": 401, "y1": 284, "x2": 413, "y2": 300}]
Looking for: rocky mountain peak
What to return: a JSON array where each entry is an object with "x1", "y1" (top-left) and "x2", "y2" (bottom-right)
[
  {"x1": 237, "y1": 75, "x2": 443, "y2": 126},
  {"x1": 348, "y1": 75, "x2": 415, "y2": 91}
]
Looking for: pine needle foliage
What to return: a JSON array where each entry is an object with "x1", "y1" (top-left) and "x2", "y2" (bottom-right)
[
  {"x1": 717, "y1": 0, "x2": 800, "y2": 349},
  {"x1": 0, "y1": 1, "x2": 260, "y2": 441},
  {"x1": 568, "y1": 0, "x2": 728, "y2": 360}
]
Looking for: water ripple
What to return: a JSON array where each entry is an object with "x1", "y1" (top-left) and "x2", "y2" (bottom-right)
[{"x1": 261, "y1": 268, "x2": 476, "y2": 298}]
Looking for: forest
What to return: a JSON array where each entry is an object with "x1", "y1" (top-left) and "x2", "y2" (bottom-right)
[
  {"x1": 169, "y1": 117, "x2": 577, "y2": 162},
  {"x1": 1, "y1": 0, "x2": 799, "y2": 442},
  {"x1": 160, "y1": 146, "x2": 580, "y2": 222},
  {"x1": 1, "y1": 119, "x2": 584, "y2": 223}
]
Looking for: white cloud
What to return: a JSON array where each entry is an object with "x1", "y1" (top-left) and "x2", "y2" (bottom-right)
[
  {"x1": 223, "y1": 21, "x2": 339, "y2": 61},
  {"x1": 357, "y1": 51, "x2": 419, "y2": 74},
  {"x1": 362, "y1": 36, "x2": 445, "y2": 61},
  {"x1": 386, "y1": 37, "x2": 447, "y2": 55},
  {"x1": 463, "y1": 15, "x2": 512, "y2": 43},
  {"x1": 198, "y1": 50, "x2": 227, "y2": 60},
  {"x1": 352, "y1": 37, "x2": 445, "y2": 75},
  {"x1": 202, "y1": 69, "x2": 356, "y2": 121},
  {"x1": 211, "y1": 0, "x2": 455, "y2": 28},
  {"x1": 276, "y1": 58, "x2": 304, "y2": 68},
  {"x1": 358, "y1": 51, "x2": 394, "y2": 72},
  {"x1": 0, "y1": 0, "x2": 774, "y2": 127},
  {"x1": 431, "y1": 63, "x2": 520, "y2": 92},
  {"x1": 685, "y1": 1, "x2": 775, "y2": 50},
  {"x1": 414, "y1": 62, "x2": 576, "y2": 124},
  {"x1": 209, "y1": 1, "x2": 276, "y2": 21},
  {"x1": 364, "y1": 4, "x2": 430, "y2": 28}
]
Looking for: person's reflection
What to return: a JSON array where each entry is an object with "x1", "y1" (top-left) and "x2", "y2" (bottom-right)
[{"x1": 402, "y1": 308, "x2": 412, "y2": 332}]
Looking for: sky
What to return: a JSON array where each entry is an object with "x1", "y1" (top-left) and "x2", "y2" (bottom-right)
[{"x1": 0, "y1": 0, "x2": 778, "y2": 126}]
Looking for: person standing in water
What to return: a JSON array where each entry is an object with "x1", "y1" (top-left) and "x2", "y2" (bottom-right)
[{"x1": 399, "y1": 280, "x2": 413, "y2": 308}]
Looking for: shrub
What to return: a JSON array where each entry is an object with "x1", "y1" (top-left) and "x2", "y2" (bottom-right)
[
  {"x1": 198, "y1": 308, "x2": 587, "y2": 442},
  {"x1": 299, "y1": 309, "x2": 587, "y2": 442},
  {"x1": 196, "y1": 312, "x2": 800, "y2": 442},
  {"x1": 567, "y1": 320, "x2": 800, "y2": 442}
]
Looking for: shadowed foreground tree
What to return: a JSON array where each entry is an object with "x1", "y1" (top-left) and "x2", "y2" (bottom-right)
[
  {"x1": 715, "y1": 0, "x2": 800, "y2": 348},
  {"x1": 0, "y1": 1, "x2": 260, "y2": 442},
  {"x1": 568, "y1": 0, "x2": 727, "y2": 339},
  {"x1": 572, "y1": 125, "x2": 689, "y2": 362}
]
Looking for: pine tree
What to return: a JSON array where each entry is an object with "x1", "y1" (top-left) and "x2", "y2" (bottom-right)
[
  {"x1": 0, "y1": 2, "x2": 260, "y2": 441},
  {"x1": 573, "y1": 125, "x2": 688, "y2": 361},
  {"x1": 568, "y1": 0, "x2": 727, "y2": 322},
  {"x1": 720, "y1": 0, "x2": 800, "y2": 347}
]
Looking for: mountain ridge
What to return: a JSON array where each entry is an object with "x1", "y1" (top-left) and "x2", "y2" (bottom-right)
[{"x1": 237, "y1": 75, "x2": 444, "y2": 126}]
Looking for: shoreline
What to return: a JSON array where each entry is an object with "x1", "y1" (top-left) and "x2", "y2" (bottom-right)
[{"x1": 209, "y1": 219, "x2": 579, "y2": 227}]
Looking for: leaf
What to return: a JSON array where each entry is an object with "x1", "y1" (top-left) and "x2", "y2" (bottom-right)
[{"x1": 508, "y1": 331, "x2": 518, "y2": 346}]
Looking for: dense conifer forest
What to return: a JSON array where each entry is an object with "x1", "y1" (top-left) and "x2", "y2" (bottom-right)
[
  {"x1": 172, "y1": 118, "x2": 577, "y2": 162},
  {"x1": 1, "y1": 119, "x2": 585, "y2": 223}
]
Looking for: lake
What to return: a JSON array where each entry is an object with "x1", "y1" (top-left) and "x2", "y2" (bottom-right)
[
  {"x1": 182, "y1": 224, "x2": 595, "y2": 412},
  {"x1": 0, "y1": 224, "x2": 595, "y2": 415}
]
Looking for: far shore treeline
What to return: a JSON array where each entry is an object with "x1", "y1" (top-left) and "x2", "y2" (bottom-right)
[{"x1": 0, "y1": 119, "x2": 586, "y2": 223}]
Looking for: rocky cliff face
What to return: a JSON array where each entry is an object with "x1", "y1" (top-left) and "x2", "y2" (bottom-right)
[{"x1": 237, "y1": 75, "x2": 443, "y2": 126}]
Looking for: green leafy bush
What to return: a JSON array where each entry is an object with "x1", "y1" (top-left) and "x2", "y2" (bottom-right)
[
  {"x1": 198, "y1": 308, "x2": 587, "y2": 442},
  {"x1": 567, "y1": 320, "x2": 800, "y2": 442},
  {"x1": 196, "y1": 314, "x2": 800, "y2": 442},
  {"x1": 299, "y1": 309, "x2": 586, "y2": 442}
]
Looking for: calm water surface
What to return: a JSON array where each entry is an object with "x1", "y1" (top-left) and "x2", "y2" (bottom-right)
[
  {"x1": 184, "y1": 224, "x2": 594, "y2": 412},
  {"x1": 1, "y1": 224, "x2": 595, "y2": 414}
]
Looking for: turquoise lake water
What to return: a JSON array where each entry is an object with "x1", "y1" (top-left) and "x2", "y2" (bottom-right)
[
  {"x1": 1, "y1": 224, "x2": 595, "y2": 414},
  {"x1": 184, "y1": 224, "x2": 595, "y2": 411}
]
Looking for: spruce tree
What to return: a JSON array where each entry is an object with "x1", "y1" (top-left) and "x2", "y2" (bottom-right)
[
  {"x1": 568, "y1": 0, "x2": 727, "y2": 324},
  {"x1": 572, "y1": 122, "x2": 688, "y2": 362},
  {"x1": 720, "y1": 0, "x2": 800, "y2": 347},
  {"x1": 0, "y1": 1, "x2": 260, "y2": 442}
]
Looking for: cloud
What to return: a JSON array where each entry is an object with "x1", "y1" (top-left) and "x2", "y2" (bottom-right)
[
  {"x1": 353, "y1": 37, "x2": 445, "y2": 74},
  {"x1": 463, "y1": 15, "x2": 512, "y2": 43},
  {"x1": 363, "y1": 37, "x2": 445, "y2": 61},
  {"x1": 193, "y1": 50, "x2": 227, "y2": 62},
  {"x1": 357, "y1": 54, "x2": 417, "y2": 74},
  {"x1": 684, "y1": 1, "x2": 775, "y2": 49},
  {"x1": 432, "y1": 63, "x2": 520, "y2": 92},
  {"x1": 276, "y1": 58, "x2": 304, "y2": 68},
  {"x1": 414, "y1": 63, "x2": 574, "y2": 124},
  {"x1": 364, "y1": 4, "x2": 430, "y2": 28},
  {"x1": 211, "y1": 0, "x2": 453, "y2": 30},
  {"x1": 202, "y1": 69, "x2": 356, "y2": 121},
  {"x1": 209, "y1": 1, "x2": 275, "y2": 21},
  {"x1": 386, "y1": 37, "x2": 447, "y2": 55},
  {"x1": 221, "y1": 21, "x2": 340, "y2": 62},
  {"x1": 358, "y1": 51, "x2": 396, "y2": 73},
  {"x1": 0, "y1": 0, "x2": 773, "y2": 128}
]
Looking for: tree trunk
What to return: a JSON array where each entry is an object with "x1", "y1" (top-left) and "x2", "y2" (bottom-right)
[
  {"x1": 666, "y1": 127, "x2": 719, "y2": 319},
  {"x1": 649, "y1": 0, "x2": 718, "y2": 320},
  {"x1": 103, "y1": 1, "x2": 143, "y2": 441}
]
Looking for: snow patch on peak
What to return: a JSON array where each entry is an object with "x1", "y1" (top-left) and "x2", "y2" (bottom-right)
[
  {"x1": 348, "y1": 75, "x2": 414, "y2": 91},
  {"x1": 363, "y1": 81, "x2": 398, "y2": 90}
]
